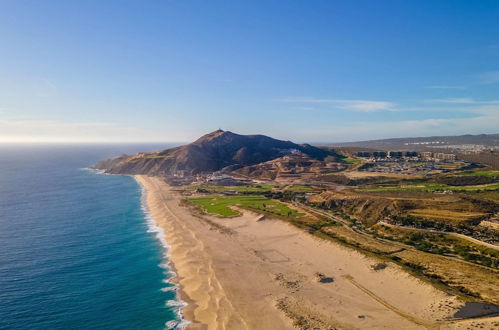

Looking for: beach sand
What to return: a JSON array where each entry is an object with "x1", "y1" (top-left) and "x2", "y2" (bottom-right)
[{"x1": 135, "y1": 175, "x2": 499, "y2": 329}]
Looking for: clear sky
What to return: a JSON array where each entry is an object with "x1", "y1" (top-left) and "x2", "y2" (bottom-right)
[{"x1": 1, "y1": 0, "x2": 498, "y2": 143}]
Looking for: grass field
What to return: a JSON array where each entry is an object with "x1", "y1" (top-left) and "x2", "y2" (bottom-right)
[
  {"x1": 460, "y1": 170, "x2": 499, "y2": 178},
  {"x1": 361, "y1": 182, "x2": 499, "y2": 192},
  {"x1": 189, "y1": 195, "x2": 304, "y2": 217},
  {"x1": 284, "y1": 185, "x2": 316, "y2": 192},
  {"x1": 342, "y1": 157, "x2": 360, "y2": 164}
]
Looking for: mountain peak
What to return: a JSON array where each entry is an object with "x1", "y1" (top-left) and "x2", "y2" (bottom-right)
[
  {"x1": 94, "y1": 130, "x2": 335, "y2": 177},
  {"x1": 193, "y1": 129, "x2": 237, "y2": 144}
]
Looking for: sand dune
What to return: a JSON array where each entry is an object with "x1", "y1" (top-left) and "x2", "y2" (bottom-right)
[{"x1": 135, "y1": 175, "x2": 499, "y2": 329}]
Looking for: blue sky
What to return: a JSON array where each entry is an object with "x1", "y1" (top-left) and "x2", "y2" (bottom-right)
[{"x1": 1, "y1": 0, "x2": 498, "y2": 143}]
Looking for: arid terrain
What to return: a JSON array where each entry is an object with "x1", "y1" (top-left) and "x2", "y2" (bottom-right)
[
  {"x1": 137, "y1": 176, "x2": 499, "y2": 329},
  {"x1": 96, "y1": 131, "x2": 499, "y2": 329}
]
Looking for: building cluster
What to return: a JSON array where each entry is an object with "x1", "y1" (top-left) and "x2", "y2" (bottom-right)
[
  {"x1": 356, "y1": 151, "x2": 456, "y2": 161},
  {"x1": 421, "y1": 152, "x2": 456, "y2": 161},
  {"x1": 362, "y1": 161, "x2": 442, "y2": 174},
  {"x1": 404, "y1": 141, "x2": 446, "y2": 145},
  {"x1": 355, "y1": 150, "x2": 464, "y2": 175},
  {"x1": 427, "y1": 144, "x2": 499, "y2": 154},
  {"x1": 201, "y1": 173, "x2": 252, "y2": 186}
]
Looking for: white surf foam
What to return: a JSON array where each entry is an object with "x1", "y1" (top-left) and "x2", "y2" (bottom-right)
[
  {"x1": 80, "y1": 167, "x2": 109, "y2": 175},
  {"x1": 166, "y1": 300, "x2": 188, "y2": 307},
  {"x1": 138, "y1": 181, "x2": 191, "y2": 330},
  {"x1": 89, "y1": 169, "x2": 190, "y2": 329},
  {"x1": 165, "y1": 319, "x2": 191, "y2": 329}
]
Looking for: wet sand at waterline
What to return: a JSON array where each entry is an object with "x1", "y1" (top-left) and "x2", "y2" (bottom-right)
[{"x1": 135, "y1": 175, "x2": 499, "y2": 329}]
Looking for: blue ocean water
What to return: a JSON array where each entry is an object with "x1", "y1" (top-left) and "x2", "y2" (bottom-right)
[{"x1": 0, "y1": 144, "x2": 183, "y2": 329}]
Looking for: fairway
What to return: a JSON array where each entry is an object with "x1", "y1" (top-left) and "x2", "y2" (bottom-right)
[
  {"x1": 460, "y1": 170, "x2": 499, "y2": 178},
  {"x1": 342, "y1": 157, "x2": 360, "y2": 164},
  {"x1": 285, "y1": 185, "x2": 316, "y2": 192},
  {"x1": 189, "y1": 195, "x2": 304, "y2": 218}
]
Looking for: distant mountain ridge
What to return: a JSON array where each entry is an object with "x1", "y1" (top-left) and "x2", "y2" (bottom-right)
[
  {"x1": 94, "y1": 130, "x2": 335, "y2": 177},
  {"x1": 329, "y1": 133, "x2": 499, "y2": 150}
]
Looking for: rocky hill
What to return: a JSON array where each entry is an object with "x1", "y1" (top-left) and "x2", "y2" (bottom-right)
[
  {"x1": 231, "y1": 152, "x2": 346, "y2": 182},
  {"x1": 94, "y1": 130, "x2": 336, "y2": 177}
]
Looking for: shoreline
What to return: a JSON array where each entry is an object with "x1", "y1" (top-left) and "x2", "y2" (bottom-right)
[
  {"x1": 137, "y1": 180, "x2": 191, "y2": 329},
  {"x1": 134, "y1": 175, "x2": 290, "y2": 329},
  {"x1": 134, "y1": 175, "x2": 499, "y2": 330}
]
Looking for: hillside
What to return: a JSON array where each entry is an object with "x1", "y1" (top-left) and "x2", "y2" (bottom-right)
[
  {"x1": 94, "y1": 130, "x2": 336, "y2": 177},
  {"x1": 231, "y1": 152, "x2": 347, "y2": 182}
]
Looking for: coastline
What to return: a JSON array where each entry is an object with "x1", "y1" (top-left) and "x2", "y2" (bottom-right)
[
  {"x1": 134, "y1": 175, "x2": 290, "y2": 329},
  {"x1": 135, "y1": 175, "x2": 499, "y2": 330},
  {"x1": 138, "y1": 182, "x2": 190, "y2": 329}
]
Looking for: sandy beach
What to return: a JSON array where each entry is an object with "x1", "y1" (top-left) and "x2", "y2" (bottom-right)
[{"x1": 135, "y1": 175, "x2": 499, "y2": 330}]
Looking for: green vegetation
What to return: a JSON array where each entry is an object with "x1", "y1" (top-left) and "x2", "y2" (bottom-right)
[
  {"x1": 293, "y1": 217, "x2": 342, "y2": 234},
  {"x1": 189, "y1": 195, "x2": 304, "y2": 218},
  {"x1": 342, "y1": 157, "x2": 360, "y2": 164},
  {"x1": 190, "y1": 184, "x2": 318, "y2": 193},
  {"x1": 460, "y1": 170, "x2": 499, "y2": 178},
  {"x1": 372, "y1": 224, "x2": 499, "y2": 269},
  {"x1": 360, "y1": 183, "x2": 448, "y2": 192},
  {"x1": 284, "y1": 185, "x2": 316, "y2": 192},
  {"x1": 360, "y1": 182, "x2": 499, "y2": 192}
]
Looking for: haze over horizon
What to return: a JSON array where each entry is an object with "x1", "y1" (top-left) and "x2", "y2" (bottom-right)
[{"x1": 1, "y1": 0, "x2": 499, "y2": 143}]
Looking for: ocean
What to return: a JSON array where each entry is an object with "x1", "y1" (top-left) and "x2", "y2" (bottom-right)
[{"x1": 0, "y1": 144, "x2": 183, "y2": 329}]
